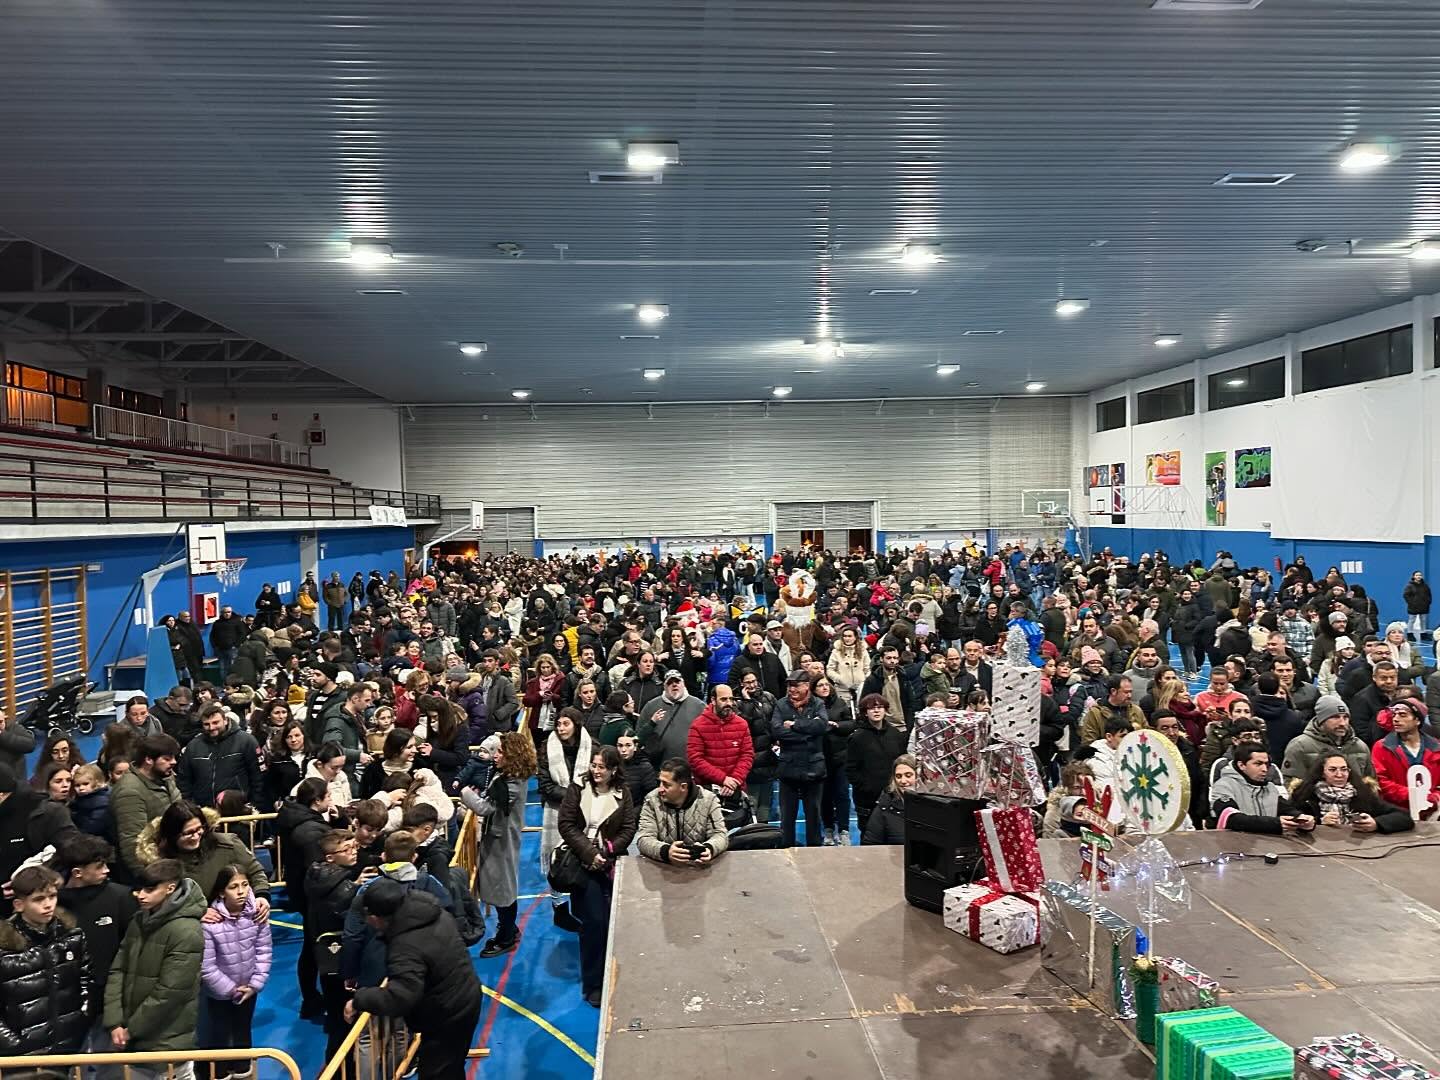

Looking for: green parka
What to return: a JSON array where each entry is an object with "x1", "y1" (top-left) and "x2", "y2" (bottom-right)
[{"x1": 102, "y1": 878, "x2": 205, "y2": 1051}]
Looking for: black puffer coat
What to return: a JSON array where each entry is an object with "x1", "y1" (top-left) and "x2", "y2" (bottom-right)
[
  {"x1": 861, "y1": 789, "x2": 906, "y2": 846},
  {"x1": 351, "y1": 891, "x2": 482, "y2": 1033},
  {"x1": 0, "y1": 910, "x2": 91, "y2": 1054}
]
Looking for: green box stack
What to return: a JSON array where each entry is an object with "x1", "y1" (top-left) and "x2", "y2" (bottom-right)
[{"x1": 1155, "y1": 1007, "x2": 1293, "y2": 1080}]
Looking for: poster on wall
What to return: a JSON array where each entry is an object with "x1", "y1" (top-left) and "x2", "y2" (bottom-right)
[
  {"x1": 1234, "y1": 446, "x2": 1272, "y2": 489},
  {"x1": 1085, "y1": 464, "x2": 1111, "y2": 492},
  {"x1": 1145, "y1": 450, "x2": 1181, "y2": 486},
  {"x1": 1111, "y1": 463, "x2": 1126, "y2": 514},
  {"x1": 1205, "y1": 451, "x2": 1228, "y2": 525}
]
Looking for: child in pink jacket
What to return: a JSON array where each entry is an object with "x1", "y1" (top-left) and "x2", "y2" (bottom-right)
[{"x1": 199, "y1": 864, "x2": 273, "y2": 1079}]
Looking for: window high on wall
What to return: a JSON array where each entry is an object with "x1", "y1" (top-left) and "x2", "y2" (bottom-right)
[
  {"x1": 1300, "y1": 325, "x2": 1411, "y2": 393},
  {"x1": 1095, "y1": 396, "x2": 1126, "y2": 432},
  {"x1": 1135, "y1": 379, "x2": 1194, "y2": 424},
  {"x1": 1208, "y1": 356, "x2": 1285, "y2": 410}
]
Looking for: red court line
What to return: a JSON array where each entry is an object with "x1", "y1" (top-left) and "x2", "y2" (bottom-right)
[{"x1": 467, "y1": 895, "x2": 546, "y2": 1078}]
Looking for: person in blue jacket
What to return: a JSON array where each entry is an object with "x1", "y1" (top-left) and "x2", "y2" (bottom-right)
[{"x1": 706, "y1": 624, "x2": 740, "y2": 689}]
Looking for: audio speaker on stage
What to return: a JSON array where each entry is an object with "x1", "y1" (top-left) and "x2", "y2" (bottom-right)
[{"x1": 903, "y1": 791, "x2": 984, "y2": 913}]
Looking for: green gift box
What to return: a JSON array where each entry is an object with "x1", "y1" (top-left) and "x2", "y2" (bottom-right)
[{"x1": 1155, "y1": 1007, "x2": 1292, "y2": 1080}]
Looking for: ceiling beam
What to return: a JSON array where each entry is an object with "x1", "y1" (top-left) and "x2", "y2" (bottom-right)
[
  {"x1": 0, "y1": 291, "x2": 147, "y2": 304},
  {"x1": 0, "y1": 331, "x2": 250, "y2": 343}
]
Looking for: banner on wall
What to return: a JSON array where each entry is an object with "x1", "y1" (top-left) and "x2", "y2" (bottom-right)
[
  {"x1": 1111, "y1": 462, "x2": 1126, "y2": 515},
  {"x1": 1234, "y1": 446, "x2": 1272, "y2": 489},
  {"x1": 542, "y1": 539, "x2": 648, "y2": 559},
  {"x1": 1085, "y1": 465, "x2": 1111, "y2": 492},
  {"x1": 659, "y1": 535, "x2": 763, "y2": 557},
  {"x1": 1205, "y1": 452, "x2": 1228, "y2": 525},
  {"x1": 1145, "y1": 450, "x2": 1181, "y2": 486},
  {"x1": 884, "y1": 531, "x2": 986, "y2": 553}
]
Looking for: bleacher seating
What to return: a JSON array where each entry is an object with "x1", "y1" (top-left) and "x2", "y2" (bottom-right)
[{"x1": 0, "y1": 426, "x2": 439, "y2": 523}]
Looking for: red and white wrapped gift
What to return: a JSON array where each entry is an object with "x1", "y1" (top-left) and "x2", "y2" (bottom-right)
[
  {"x1": 942, "y1": 881, "x2": 1041, "y2": 953},
  {"x1": 975, "y1": 806, "x2": 1046, "y2": 894}
]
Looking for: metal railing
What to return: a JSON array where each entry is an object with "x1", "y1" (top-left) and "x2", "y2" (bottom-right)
[
  {"x1": 318, "y1": 809, "x2": 487, "y2": 1080},
  {"x1": 93, "y1": 403, "x2": 312, "y2": 467},
  {"x1": 0, "y1": 1047, "x2": 302, "y2": 1079},
  {"x1": 217, "y1": 811, "x2": 285, "y2": 888},
  {"x1": 4, "y1": 386, "x2": 58, "y2": 429},
  {"x1": 0, "y1": 449, "x2": 441, "y2": 523}
]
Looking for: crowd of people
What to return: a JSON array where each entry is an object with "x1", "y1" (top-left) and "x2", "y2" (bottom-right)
[{"x1": 1, "y1": 542, "x2": 1436, "y2": 1076}]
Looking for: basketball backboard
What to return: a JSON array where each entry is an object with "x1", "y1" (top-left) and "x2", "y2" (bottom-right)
[
  {"x1": 1020, "y1": 489, "x2": 1073, "y2": 518},
  {"x1": 186, "y1": 521, "x2": 228, "y2": 575}
]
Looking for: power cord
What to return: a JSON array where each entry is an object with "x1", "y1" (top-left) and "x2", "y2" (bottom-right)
[{"x1": 1176, "y1": 838, "x2": 1440, "y2": 868}]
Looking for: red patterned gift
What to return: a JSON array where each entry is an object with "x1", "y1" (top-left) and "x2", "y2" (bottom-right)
[
  {"x1": 1295, "y1": 1033, "x2": 1440, "y2": 1080},
  {"x1": 975, "y1": 806, "x2": 1046, "y2": 894},
  {"x1": 942, "y1": 881, "x2": 1041, "y2": 953}
]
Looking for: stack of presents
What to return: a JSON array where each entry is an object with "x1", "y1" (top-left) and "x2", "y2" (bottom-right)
[{"x1": 910, "y1": 630, "x2": 1438, "y2": 1080}]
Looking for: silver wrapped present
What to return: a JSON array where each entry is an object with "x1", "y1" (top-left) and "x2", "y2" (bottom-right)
[
  {"x1": 1040, "y1": 880, "x2": 1138, "y2": 1019},
  {"x1": 909, "y1": 708, "x2": 990, "y2": 799},
  {"x1": 990, "y1": 661, "x2": 1042, "y2": 747}
]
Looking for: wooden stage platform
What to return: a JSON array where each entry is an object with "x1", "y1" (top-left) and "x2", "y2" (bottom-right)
[{"x1": 596, "y1": 825, "x2": 1440, "y2": 1078}]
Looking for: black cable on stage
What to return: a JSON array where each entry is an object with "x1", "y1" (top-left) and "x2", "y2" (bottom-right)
[{"x1": 1174, "y1": 838, "x2": 1440, "y2": 869}]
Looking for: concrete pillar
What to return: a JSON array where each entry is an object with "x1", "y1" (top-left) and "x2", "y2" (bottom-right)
[
  {"x1": 85, "y1": 366, "x2": 106, "y2": 430},
  {"x1": 162, "y1": 387, "x2": 180, "y2": 419}
]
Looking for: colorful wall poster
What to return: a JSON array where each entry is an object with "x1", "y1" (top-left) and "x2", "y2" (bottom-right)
[
  {"x1": 1205, "y1": 451, "x2": 1227, "y2": 525},
  {"x1": 1145, "y1": 450, "x2": 1181, "y2": 486},
  {"x1": 1234, "y1": 446, "x2": 1272, "y2": 489},
  {"x1": 1111, "y1": 462, "x2": 1127, "y2": 514},
  {"x1": 1086, "y1": 464, "x2": 1111, "y2": 492}
]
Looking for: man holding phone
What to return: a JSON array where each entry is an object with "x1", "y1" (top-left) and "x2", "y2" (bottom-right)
[{"x1": 636, "y1": 759, "x2": 729, "y2": 866}]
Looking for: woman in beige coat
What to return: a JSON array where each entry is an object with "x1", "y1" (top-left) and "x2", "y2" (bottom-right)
[{"x1": 826, "y1": 625, "x2": 870, "y2": 709}]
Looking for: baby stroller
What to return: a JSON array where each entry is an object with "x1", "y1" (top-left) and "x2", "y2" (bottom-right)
[{"x1": 18, "y1": 673, "x2": 95, "y2": 738}]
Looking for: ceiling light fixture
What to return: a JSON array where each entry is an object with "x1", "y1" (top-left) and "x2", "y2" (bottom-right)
[
  {"x1": 1225, "y1": 377, "x2": 1248, "y2": 388},
  {"x1": 1409, "y1": 240, "x2": 1440, "y2": 262},
  {"x1": 457, "y1": 342, "x2": 488, "y2": 357},
  {"x1": 642, "y1": 368, "x2": 665, "y2": 380},
  {"x1": 868, "y1": 288, "x2": 919, "y2": 297},
  {"x1": 817, "y1": 340, "x2": 845, "y2": 360},
  {"x1": 635, "y1": 303, "x2": 669, "y2": 324},
  {"x1": 936, "y1": 365, "x2": 960, "y2": 376},
  {"x1": 963, "y1": 329, "x2": 1005, "y2": 336},
  {"x1": 348, "y1": 238, "x2": 394, "y2": 264},
  {"x1": 1339, "y1": 141, "x2": 1393, "y2": 173},
  {"x1": 1055, "y1": 298, "x2": 1091, "y2": 317},
  {"x1": 510, "y1": 388, "x2": 532, "y2": 399},
  {"x1": 626, "y1": 141, "x2": 680, "y2": 172},
  {"x1": 1154, "y1": 334, "x2": 1182, "y2": 347},
  {"x1": 771, "y1": 385, "x2": 793, "y2": 398},
  {"x1": 354, "y1": 289, "x2": 407, "y2": 296},
  {"x1": 899, "y1": 242, "x2": 941, "y2": 267},
  {"x1": 1025, "y1": 381, "x2": 1047, "y2": 392}
]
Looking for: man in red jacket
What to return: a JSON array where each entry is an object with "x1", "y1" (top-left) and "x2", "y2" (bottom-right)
[
  {"x1": 686, "y1": 685, "x2": 755, "y2": 798},
  {"x1": 1371, "y1": 698, "x2": 1440, "y2": 815}
]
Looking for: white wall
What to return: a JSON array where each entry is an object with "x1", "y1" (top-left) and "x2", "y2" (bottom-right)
[
  {"x1": 217, "y1": 404, "x2": 405, "y2": 491},
  {"x1": 1085, "y1": 294, "x2": 1439, "y2": 543}
]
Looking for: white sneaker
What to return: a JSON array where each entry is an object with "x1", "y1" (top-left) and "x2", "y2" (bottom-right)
[
  {"x1": 837, "y1": 830, "x2": 851, "y2": 846},
  {"x1": 821, "y1": 829, "x2": 836, "y2": 846}
]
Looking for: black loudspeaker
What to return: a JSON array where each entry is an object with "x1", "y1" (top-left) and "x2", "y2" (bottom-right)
[{"x1": 902, "y1": 791, "x2": 985, "y2": 913}]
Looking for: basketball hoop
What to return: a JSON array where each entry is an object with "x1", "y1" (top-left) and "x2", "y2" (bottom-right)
[{"x1": 214, "y1": 557, "x2": 247, "y2": 588}]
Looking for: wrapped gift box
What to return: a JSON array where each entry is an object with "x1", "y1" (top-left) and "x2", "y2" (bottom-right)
[
  {"x1": 975, "y1": 806, "x2": 1046, "y2": 894},
  {"x1": 910, "y1": 708, "x2": 990, "y2": 799},
  {"x1": 1039, "y1": 880, "x2": 1137, "y2": 1018},
  {"x1": 1295, "y1": 1033, "x2": 1440, "y2": 1080},
  {"x1": 1157, "y1": 956, "x2": 1220, "y2": 1013},
  {"x1": 990, "y1": 662, "x2": 1041, "y2": 747},
  {"x1": 1155, "y1": 1007, "x2": 1292, "y2": 1080},
  {"x1": 942, "y1": 881, "x2": 1040, "y2": 954},
  {"x1": 982, "y1": 741, "x2": 1046, "y2": 807}
]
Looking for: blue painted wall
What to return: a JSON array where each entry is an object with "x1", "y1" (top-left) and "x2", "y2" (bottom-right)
[
  {"x1": 1089, "y1": 526, "x2": 1439, "y2": 626},
  {"x1": 0, "y1": 525, "x2": 413, "y2": 683}
]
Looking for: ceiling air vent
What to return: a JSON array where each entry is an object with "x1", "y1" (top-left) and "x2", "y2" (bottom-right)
[
  {"x1": 1213, "y1": 172, "x2": 1293, "y2": 187},
  {"x1": 589, "y1": 171, "x2": 664, "y2": 185},
  {"x1": 1152, "y1": 0, "x2": 1264, "y2": 9}
]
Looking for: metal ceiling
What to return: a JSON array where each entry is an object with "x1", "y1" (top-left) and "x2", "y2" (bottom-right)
[
  {"x1": 0, "y1": 237, "x2": 368, "y2": 395},
  {"x1": 2, "y1": 0, "x2": 1439, "y2": 404}
]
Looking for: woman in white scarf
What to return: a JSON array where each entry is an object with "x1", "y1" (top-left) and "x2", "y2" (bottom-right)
[{"x1": 537, "y1": 707, "x2": 592, "y2": 928}]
